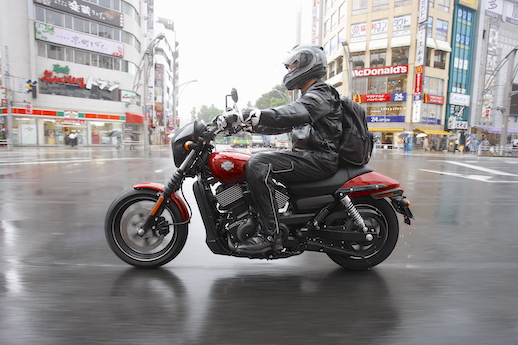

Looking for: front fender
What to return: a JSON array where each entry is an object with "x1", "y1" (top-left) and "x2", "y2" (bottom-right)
[{"x1": 133, "y1": 182, "x2": 190, "y2": 223}]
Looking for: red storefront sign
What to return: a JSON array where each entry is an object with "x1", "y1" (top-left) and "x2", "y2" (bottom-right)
[{"x1": 424, "y1": 94, "x2": 445, "y2": 104}]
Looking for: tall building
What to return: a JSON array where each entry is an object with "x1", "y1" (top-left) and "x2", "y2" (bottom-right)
[
  {"x1": 0, "y1": 0, "x2": 177, "y2": 147},
  {"x1": 470, "y1": 0, "x2": 518, "y2": 143},
  {"x1": 322, "y1": 0, "x2": 460, "y2": 147}
]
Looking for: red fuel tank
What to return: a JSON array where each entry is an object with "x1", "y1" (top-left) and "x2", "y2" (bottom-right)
[{"x1": 208, "y1": 151, "x2": 251, "y2": 184}]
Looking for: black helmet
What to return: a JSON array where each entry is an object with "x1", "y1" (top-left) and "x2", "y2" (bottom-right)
[{"x1": 282, "y1": 45, "x2": 327, "y2": 90}]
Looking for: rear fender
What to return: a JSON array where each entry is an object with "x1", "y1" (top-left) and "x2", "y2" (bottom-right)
[
  {"x1": 133, "y1": 182, "x2": 190, "y2": 223},
  {"x1": 339, "y1": 171, "x2": 401, "y2": 198}
]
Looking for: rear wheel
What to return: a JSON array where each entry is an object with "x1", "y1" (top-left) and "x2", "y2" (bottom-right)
[
  {"x1": 105, "y1": 189, "x2": 188, "y2": 268},
  {"x1": 326, "y1": 196, "x2": 399, "y2": 270}
]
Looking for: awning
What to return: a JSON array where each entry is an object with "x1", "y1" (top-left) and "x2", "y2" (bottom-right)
[
  {"x1": 435, "y1": 39, "x2": 452, "y2": 52},
  {"x1": 426, "y1": 38, "x2": 437, "y2": 49},
  {"x1": 474, "y1": 125, "x2": 518, "y2": 135},
  {"x1": 416, "y1": 128, "x2": 450, "y2": 135},
  {"x1": 369, "y1": 39, "x2": 388, "y2": 50},
  {"x1": 370, "y1": 128, "x2": 405, "y2": 132},
  {"x1": 391, "y1": 35, "x2": 411, "y2": 48},
  {"x1": 349, "y1": 41, "x2": 367, "y2": 53},
  {"x1": 126, "y1": 113, "x2": 144, "y2": 124}
]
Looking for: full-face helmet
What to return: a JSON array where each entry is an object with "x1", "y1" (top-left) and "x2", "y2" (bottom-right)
[{"x1": 282, "y1": 45, "x2": 327, "y2": 90}]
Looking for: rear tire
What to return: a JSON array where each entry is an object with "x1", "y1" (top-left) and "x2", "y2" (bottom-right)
[
  {"x1": 105, "y1": 189, "x2": 188, "y2": 268},
  {"x1": 326, "y1": 196, "x2": 399, "y2": 270}
]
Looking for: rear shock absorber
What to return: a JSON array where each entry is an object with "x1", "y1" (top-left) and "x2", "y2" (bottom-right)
[{"x1": 338, "y1": 192, "x2": 371, "y2": 240}]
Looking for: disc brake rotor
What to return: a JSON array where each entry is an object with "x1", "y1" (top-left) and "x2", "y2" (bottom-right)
[{"x1": 121, "y1": 207, "x2": 164, "y2": 252}]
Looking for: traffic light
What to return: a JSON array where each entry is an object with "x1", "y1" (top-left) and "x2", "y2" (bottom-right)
[{"x1": 26, "y1": 80, "x2": 37, "y2": 99}]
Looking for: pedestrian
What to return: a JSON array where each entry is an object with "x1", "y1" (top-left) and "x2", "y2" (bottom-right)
[
  {"x1": 68, "y1": 131, "x2": 77, "y2": 147},
  {"x1": 423, "y1": 137, "x2": 429, "y2": 151},
  {"x1": 454, "y1": 138, "x2": 459, "y2": 153}
]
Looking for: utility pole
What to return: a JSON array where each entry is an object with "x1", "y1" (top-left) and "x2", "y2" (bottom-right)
[
  {"x1": 500, "y1": 47, "x2": 517, "y2": 146},
  {"x1": 3, "y1": 46, "x2": 13, "y2": 150}
]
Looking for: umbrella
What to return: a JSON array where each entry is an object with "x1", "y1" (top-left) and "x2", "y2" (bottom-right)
[
  {"x1": 130, "y1": 131, "x2": 141, "y2": 135},
  {"x1": 398, "y1": 132, "x2": 409, "y2": 137},
  {"x1": 106, "y1": 130, "x2": 123, "y2": 138},
  {"x1": 416, "y1": 133, "x2": 427, "y2": 138}
]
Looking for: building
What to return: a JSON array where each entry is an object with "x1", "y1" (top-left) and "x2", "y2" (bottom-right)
[
  {"x1": 0, "y1": 0, "x2": 177, "y2": 148},
  {"x1": 470, "y1": 0, "x2": 518, "y2": 144},
  {"x1": 321, "y1": 0, "x2": 455, "y2": 148}
]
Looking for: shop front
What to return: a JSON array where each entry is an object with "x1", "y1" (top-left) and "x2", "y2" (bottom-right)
[{"x1": 1, "y1": 107, "x2": 130, "y2": 147}]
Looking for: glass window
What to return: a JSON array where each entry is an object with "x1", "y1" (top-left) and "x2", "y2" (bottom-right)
[
  {"x1": 74, "y1": 18, "x2": 87, "y2": 33},
  {"x1": 436, "y1": 19, "x2": 448, "y2": 41},
  {"x1": 387, "y1": 76, "x2": 406, "y2": 93},
  {"x1": 35, "y1": 6, "x2": 45, "y2": 22},
  {"x1": 99, "y1": 0, "x2": 111, "y2": 8},
  {"x1": 75, "y1": 51, "x2": 88, "y2": 65},
  {"x1": 48, "y1": 45, "x2": 64, "y2": 60},
  {"x1": 352, "y1": 52, "x2": 365, "y2": 69},
  {"x1": 427, "y1": 17, "x2": 433, "y2": 38},
  {"x1": 89, "y1": 22, "x2": 98, "y2": 36},
  {"x1": 352, "y1": 0, "x2": 368, "y2": 15},
  {"x1": 437, "y1": 0, "x2": 450, "y2": 12},
  {"x1": 100, "y1": 55, "x2": 113, "y2": 69},
  {"x1": 391, "y1": 47, "x2": 409, "y2": 65},
  {"x1": 64, "y1": 15, "x2": 73, "y2": 29},
  {"x1": 90, "y1": 54, "x2": 99, "y2": 67},
  {"x1": 372, "y1": 0, "x2": 389, "y2": 12},
  {"x1": 46, "y1": 9, "x2": 63, "y2": 26},
  {"x1": 65, "y1": 48, "x2": 74, "y2": 62},
  {"x1": 368, "y1": 76, "x2": 387, "y2": 94},
  {"x1": 434, "y1": 50, "x2": 447, "y2": 69},
  {"x1": 37, "y1": 42, "x2": 46, "y2": 57},
  {"x1": 370, "y1": 49, "x2": 386, "y2": 67}
]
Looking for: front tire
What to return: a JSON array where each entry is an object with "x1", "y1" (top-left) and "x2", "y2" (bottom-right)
[
  {"x1": 105, "y1": 189, "x2": 188, "y2": 268},
  {"x1": 326, "y1": 196, "x2": 399, "y2": 270}
]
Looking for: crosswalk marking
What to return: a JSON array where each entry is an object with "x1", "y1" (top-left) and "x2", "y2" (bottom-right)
[{"x1": 422, "y1": 161, "x2": 518, "y2": 183}]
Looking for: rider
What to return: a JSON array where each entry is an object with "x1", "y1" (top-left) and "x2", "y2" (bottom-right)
[{"x1": 219, "y1": 45, "x2": 343, "y2": 255}]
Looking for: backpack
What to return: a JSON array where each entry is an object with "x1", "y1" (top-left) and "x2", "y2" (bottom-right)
[{"x1": 338, "y1": 97, "x2": 374, "y2": 166}]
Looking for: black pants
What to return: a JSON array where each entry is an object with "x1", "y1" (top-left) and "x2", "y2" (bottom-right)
[{"x1": 246, "y1": 150, "x2": 337, "y2": 236}]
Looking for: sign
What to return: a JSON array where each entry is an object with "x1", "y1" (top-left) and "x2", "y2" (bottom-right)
[
  {"x1": 34, "y1": 0, "x2": 123, "y2": 27},
  {"x1": 424, "y1": 94, "x2": 445, "y2": 104},
  {"x1": 352, "y1": 65, "x2": 408, "y2": 77},
  {"x1": 357, "y1": 93, "x2": 407, "y2": 103},
  {"x1": 35, "y1": 23, "x2": 124, "y2": 57},
  {"x1": 367, "y1": 115, "x2": 405, "y2": 123},
  {"x1": 418, "y1": 0, "x2": 429, "y2": 24},
  {"x1": 351, "y1": 22, "x2": 367, "y2": 42},
  {"x1": 393, "y1": 15, "x2": 411, "y2": 36},
  {"x1": 40, "y1": 68, "x2": 120, "y2": 92},
  {"x1": 371, "y1": 19, "x2": 388, "y2": 39},
  {"x1": 449, "y1": 93, "x2": 471, "y2": 106},
  {"x1": 485, "y1": 0, "x2": 504, "y2": 19}
]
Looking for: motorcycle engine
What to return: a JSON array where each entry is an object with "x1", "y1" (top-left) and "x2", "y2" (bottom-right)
[{"x1": 214, "y1": 183, "x2": 290, "y2": 242}]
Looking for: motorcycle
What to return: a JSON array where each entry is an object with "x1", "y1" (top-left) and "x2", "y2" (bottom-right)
[{"x1": 105, "y1": 89, "x2": 413, "y2": 270}]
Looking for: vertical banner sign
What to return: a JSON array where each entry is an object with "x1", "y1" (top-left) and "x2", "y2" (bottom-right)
[
  {"x1": 312, "y1": 0, "x2": 318, "y2": 44},
  {"x1": 413, "y1": 0, "x2": 428, "y2": 123}
]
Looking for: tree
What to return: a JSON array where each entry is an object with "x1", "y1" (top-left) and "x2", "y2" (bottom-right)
[
  {"x1": 197, "y1": 104, "x2": 222, "y2": 123},
  {"x1": 254, "y1": 85, "x2": 289, "y2": 109}
]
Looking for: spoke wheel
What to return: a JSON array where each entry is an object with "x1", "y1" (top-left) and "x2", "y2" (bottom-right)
[
  {"x1": 326, "y1": 196, "x2": 399, "y2": 270},
  {"x1": 105, "y1": 189, "x2": 188, "y2": 268}
]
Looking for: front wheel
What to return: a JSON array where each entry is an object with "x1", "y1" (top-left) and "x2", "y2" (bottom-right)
[
  {"x1": 105, "y1": 189, "x2": 188, "y2": 268},
  {"x1": 326, "y1": 196, "x2": 399, "y2": 270}
]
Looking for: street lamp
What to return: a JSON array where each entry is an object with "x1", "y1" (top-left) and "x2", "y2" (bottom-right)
[
  {"x1": 341, "y1": 41, "x2": 354, "y2": 98},
  {"x1": 172, "y1": 79, "x2": 197, "y2": 130},
  {"x1": 140, "y1": 33, "x2": 166, "y2": 150}
]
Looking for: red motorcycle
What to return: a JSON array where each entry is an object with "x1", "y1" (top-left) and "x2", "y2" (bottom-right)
[{"x1": 105, "y1": 89, "x2": 413, "y2": 270}]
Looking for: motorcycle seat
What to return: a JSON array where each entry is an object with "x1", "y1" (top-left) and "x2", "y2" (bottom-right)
[{"x1": 288, "y1": 164, "x2": 373, "y2": 196}]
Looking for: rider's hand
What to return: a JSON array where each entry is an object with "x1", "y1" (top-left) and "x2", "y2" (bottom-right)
[
  {"x1": 216, "y1": 111, "x2": 241, "y2": 131},
  {"x1": 240, "y1": 108, "x2": 261, "y2": 127}
]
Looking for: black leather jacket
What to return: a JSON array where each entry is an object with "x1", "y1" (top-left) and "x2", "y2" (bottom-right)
[{"x1": 254, "y1": 82, "x2": 343, "y2": 164}]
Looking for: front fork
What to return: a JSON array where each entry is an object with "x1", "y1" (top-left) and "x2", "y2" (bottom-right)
[{"x1": 137, "y1": 150, "x2": 197, "y2": 236}]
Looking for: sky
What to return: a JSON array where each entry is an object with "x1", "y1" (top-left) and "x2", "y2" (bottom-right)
[{"x1": 155, "y1": 0, "x2": 311, "y2": 122}]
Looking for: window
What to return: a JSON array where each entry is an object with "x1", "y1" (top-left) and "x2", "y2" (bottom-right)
[
  {"x1": 394, "y1": 0, "x2": 412, "y2": 6},
  {"x1": 392, "y1": 47, "x2": 409, "y2": 65},
  {"x1": 372, "y1": 0, "x2": 389, "y2": 12},
  {"x1": 427, "y1": 17, "x2": 433, "y2": 38},
  {"x1": 75, "y1": 51, "x2": 88, "y2": 65},
  {"x1": 352, "y1": 0, "x2": 368, "y2": 15},
  {"x1": 387, "y1": 76, "x2": 406, "y2": 93},
  {"x1": 338, "y1": 3, "x2": 346, "y2": 21},
  {"x1": 434, "y1": 50, "x2": 447, "y2": 69},
  {"x1": 370, "y1": 49, "x2": 386, "y2": 67},
  {"x1": 46, "y1": 9, "x2": 63, "y2": 26},
  {"x1": 436, "y1": 19, "x2": 448, "y2": 41},
  {"x1": 352, "y1": 52, "x2": 365, "y2": 69},
  {"x1": 437, "y1": 0, "x2": 450, "y2": 12},
  {"x1": 424, "y1": 76, "x2": 444, "y2": 95}
]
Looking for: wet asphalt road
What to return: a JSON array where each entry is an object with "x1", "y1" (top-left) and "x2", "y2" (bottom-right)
[{"x1": 1, "y1": 145, "x2": 518, "y2": 345}]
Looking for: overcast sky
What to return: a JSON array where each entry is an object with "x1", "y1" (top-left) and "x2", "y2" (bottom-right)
[{"x1": 155, "y1": 0, "x2": 310, "y2": 122}]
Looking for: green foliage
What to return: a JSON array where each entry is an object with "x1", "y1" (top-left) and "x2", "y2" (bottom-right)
[
  {"x1": 196, "y1": 104, "x2": 223, "y2": 123},
  {"x1": 254, "y1": 85, "x2": 289, "y2": 109}
]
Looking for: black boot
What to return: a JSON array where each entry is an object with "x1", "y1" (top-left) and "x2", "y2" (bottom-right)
[{"x1": 235, "y1": 233, "x2": 282, "y2": 255}]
